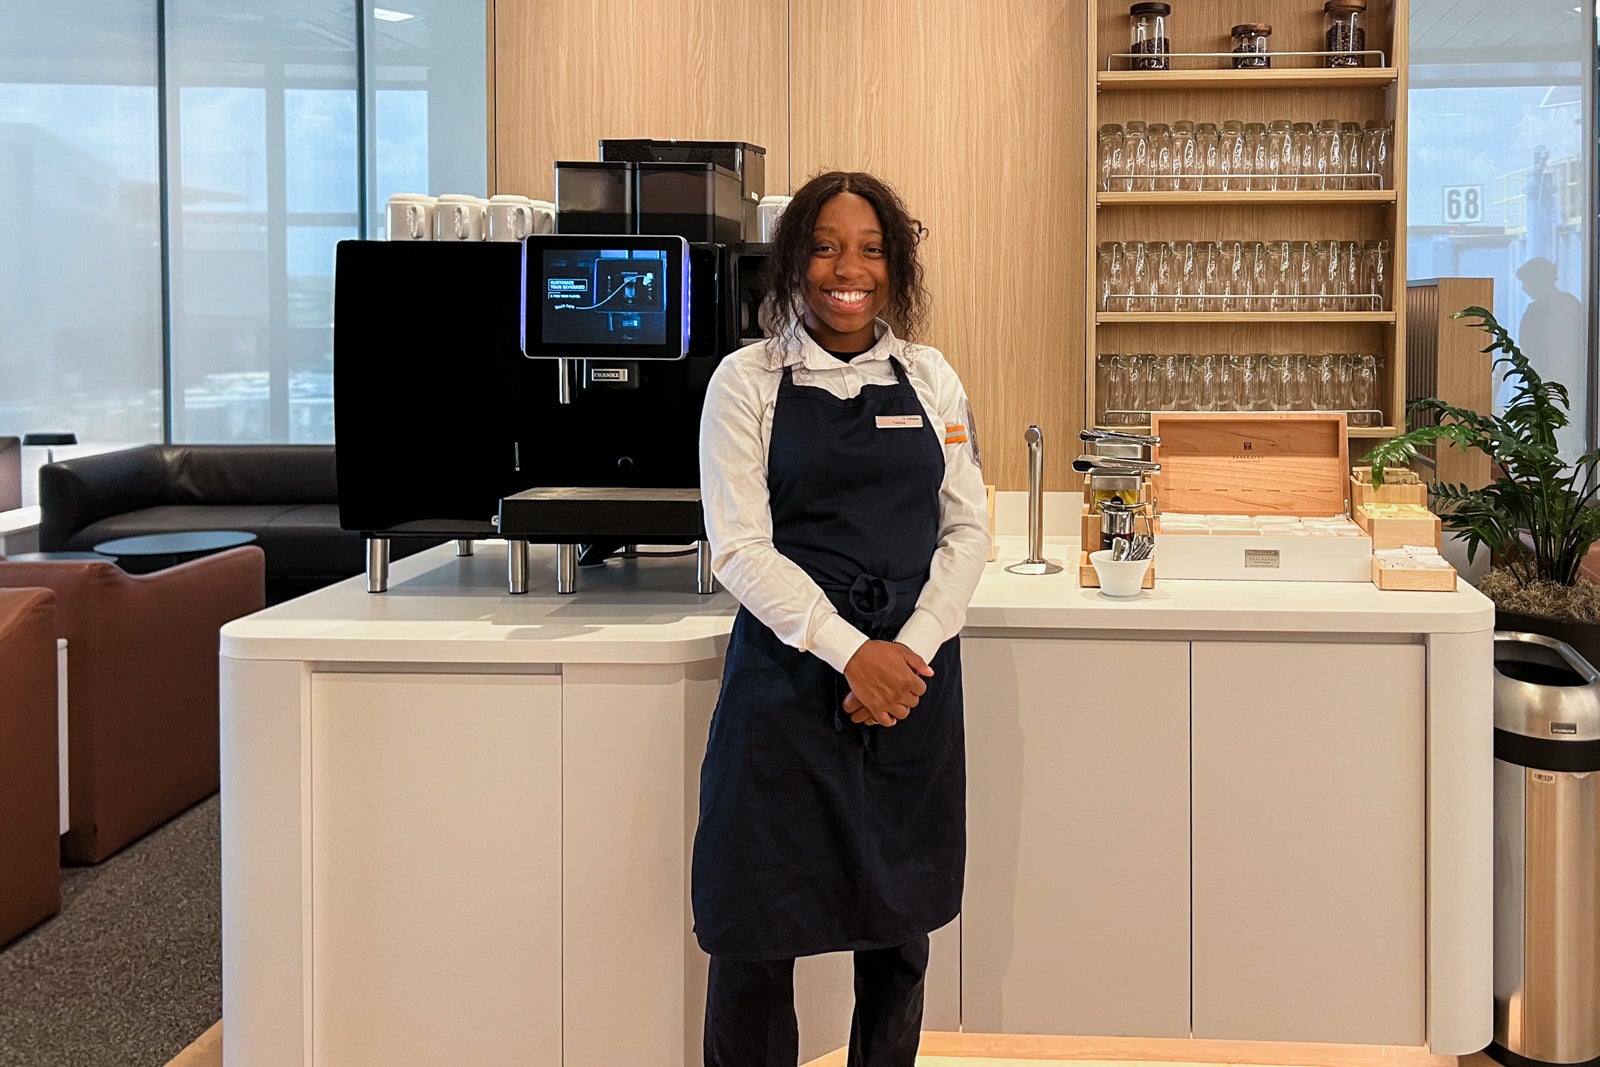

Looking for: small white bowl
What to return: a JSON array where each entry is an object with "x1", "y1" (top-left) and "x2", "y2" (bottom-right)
[{"x1": 1089, "y1": 549, "x2": 1153, "y2": 598}]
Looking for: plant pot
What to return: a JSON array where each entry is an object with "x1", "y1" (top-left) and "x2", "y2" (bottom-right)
[{"x1": 1494, "y1": 606, "x2": 1600, "y2": 672}]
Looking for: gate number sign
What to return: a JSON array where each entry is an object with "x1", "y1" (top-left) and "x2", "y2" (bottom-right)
[{"x1": 1443, "y1": 185, "x2": 1484, "y2": 225}]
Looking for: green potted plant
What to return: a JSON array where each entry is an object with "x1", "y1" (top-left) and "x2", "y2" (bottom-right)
[{"x1": 1365, "y1": 306, "x2": 1600, "y2": 663}]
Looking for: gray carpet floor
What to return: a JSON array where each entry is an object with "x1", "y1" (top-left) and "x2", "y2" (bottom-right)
[{"x1": 0, "y1": 796, "x2": 221, "y2": 1067}]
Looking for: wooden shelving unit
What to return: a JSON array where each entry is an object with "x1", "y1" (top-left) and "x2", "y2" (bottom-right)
[
  {"x1": 1087, "y1": 0, "x2": 1409, "y2": 455},
  {"x1": 1097, "y1": 68, "x2": 1400, "y2": 91},
  {"x1": 1099, "y1": 311, "x2": 1398, "y2": 324},
  {"x1": 1098, "y1": 190, "x2": 1397, "y2": 206}
]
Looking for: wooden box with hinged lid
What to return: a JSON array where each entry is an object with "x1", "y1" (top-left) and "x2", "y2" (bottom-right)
[{"x1": 1148, "y1": 412, "x2": 1373, "y2": 581}]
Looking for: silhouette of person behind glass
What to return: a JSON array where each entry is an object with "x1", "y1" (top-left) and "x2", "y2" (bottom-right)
[{"x1": 1497, "y1": 256, "x2": 1584, "y2": 413}]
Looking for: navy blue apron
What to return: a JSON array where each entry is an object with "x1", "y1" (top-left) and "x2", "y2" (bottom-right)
[{"x1": 692, "y1": 355, "x2": 966, "y2": 962}]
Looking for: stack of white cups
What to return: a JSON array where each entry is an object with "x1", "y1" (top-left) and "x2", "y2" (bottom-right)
[
  {"x1": 758, "y1": 195, "x2": 792, "y2": 243},
  {"x1": 384, "y1": 193, "x2": 555, "y2": 242}
]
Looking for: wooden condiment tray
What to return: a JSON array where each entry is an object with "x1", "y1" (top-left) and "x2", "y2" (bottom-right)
[
  {"x1": 1371, "y1": 556, "x2": 1458, "y2": 592},
  {"x1": 1355, "y1": 504, "x2": 1442, "y2": 550}
]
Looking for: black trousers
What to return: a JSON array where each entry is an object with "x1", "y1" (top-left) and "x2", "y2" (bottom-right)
[{"x1": 703, "y1": 936, "x2": 931, "y2": 1067}]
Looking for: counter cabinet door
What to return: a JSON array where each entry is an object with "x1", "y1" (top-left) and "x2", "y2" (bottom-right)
[
  {"x1": 309, "y1": 672, "x2": 563, "y2": 1066},
  {"x1": 961, "y1": 636, "x2": 1191, "y2": 1038},
  {"x1": 1191, "y1": 640, "x2": 1426, "y2": 1046}
]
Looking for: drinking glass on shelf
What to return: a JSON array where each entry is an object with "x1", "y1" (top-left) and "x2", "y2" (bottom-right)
[
  {"x1": 1309, "y1": 354, "x2": 1336, "y2": 411},
  {"x1": 1263, "y1": 239, "x2": 1292, "y2": 312},
  {"x1": 1291, "y1": 240, "x2": 1315, "y2": 311},
  {"x1": 1313, "y1": 119, "x2": 1343, "y2": 191},
  {"x1": 1170, "y1": 120, "x2": 1197, "y2": 191},
  {"x1": 1122, "y1": 240, "x2": 1151, "y2": 313},
  {"x1": 1228, "y1": 355, "x2": 1254, "y2": 412},
  {"x1": 1265, "y1": 120, "x2": 1294, "y2": 192},
  {"x1": 1200, "y1": 354, "x2": 1222, "y2": 411},
  {"x1": 1149, "y1": 354, "x2": 1177, "y2": 414},
  {"x1": 1362, "y1": 239, "x2": 1390, "y2": 310},
  {"x1": 1097, "y1": 241, "x2": 1124, "y2": 312},
  {"x1": 1218, "y1": 120, "x2": 1247, "y2": 192},
  {"x1": 1117, "y1": 354, "x2": 1140, "y2": 424},
  {"x1": 1198, "y1": 241, "x2": 1224, "y2": 312},
  {"x1": 1120, "y1": 120, "x2": 1148, "y2": 192},
  {"x1": 1331, "y1": 353, "x2": 1355, "y2": 414},
  {"x1": 1173, "y1": 240, "x2": 1198, "y2": 311},
  {"x1": 1340, "y1": 240, "x2": 1362, "y2": 311},
  {"x1": 1361, "y1": 121, "x2": 1392, "y2": 191},
  {"x1": 1243, "y1": 122, "x2": 1268, "y2": 193},
  {"x1": 1291, "y1": 122, "x2": 1316, "y2": 192},
  {"x1": 1100, "y1": 356, "x2": 1126, "y2": 428},
  {"x1": 1216, "y1": 354, "x2": 1246, "y2": 412},
  {"x1": 1098, "y1": 123, "x2": 1124, "y2": 193},
  {"x1": 1194, "y1": 123, "x2": 1221, "y2": 191},
  {"x1": 1146, "y1": 124, "x2": 1173, "y2": 193},
  {"x1": 1313, "y1": 240, "x2": 1342, "y2": 311},
  {"x1": 1218, "y1": 239, "x2": 1248, "y2": 312},
  {"x1": 1348, "y1": 353, "x2": 1380, "y2": 426},
  {"x1": 1285, "y1": 355, "x2": 1307, "y2": 410},
  {"x1": 1341, "y1": 122, "x2": 1364, "y2": 189},
  {"x1": 1151, "y1": 241, "x2": 1178, "y2": 311},
  {"x1": 1245, "y1": 240, "x2": 1270, "y2": 310},
  {"x1": 1173, "y1": 355, "x2": 1199, "y2": 411}
]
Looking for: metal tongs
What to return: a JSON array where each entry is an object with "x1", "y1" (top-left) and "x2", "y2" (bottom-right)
[
  {"x1": 1080, "y1": 428, "x2": 1161, "y2": 447},
  {"x1": 1072, "y1": 454, "x2": 1162, "y2": 475}
]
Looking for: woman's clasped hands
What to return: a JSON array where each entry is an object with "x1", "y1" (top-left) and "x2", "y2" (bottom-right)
[{"x1": 841, "y1": 640, "x2": 934, "y2": 726}]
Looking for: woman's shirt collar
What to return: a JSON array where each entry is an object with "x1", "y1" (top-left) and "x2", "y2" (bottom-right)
[{"x1": 762, "y1": 318, "x2": 919, "y2": 371}]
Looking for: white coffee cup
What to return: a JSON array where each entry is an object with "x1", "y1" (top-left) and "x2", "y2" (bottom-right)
[
  {"x1": 487, "y1": 194, "x2": 535, "y2": 242},
  {"x1": 529, "y1": 199, "x2": 556, "y2": 235},
  {"x1": 434, "y1": 193, "x2": 488, "y2": 241},
  {"x1": 386, "y1": 193, "x2": 435, "y2": 241},
  {"x1": 758, "y1": 195, "x2": 792, "y2": 242}
]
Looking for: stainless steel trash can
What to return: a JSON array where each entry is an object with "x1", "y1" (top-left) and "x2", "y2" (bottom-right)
[{"x1": 1491, "y1": 632, "x2": 1600, "y2": 1067}]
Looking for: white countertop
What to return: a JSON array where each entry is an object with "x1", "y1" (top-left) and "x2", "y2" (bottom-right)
[{"x1": 220, "y1": 533, "x2": 1493, "y2": 664}]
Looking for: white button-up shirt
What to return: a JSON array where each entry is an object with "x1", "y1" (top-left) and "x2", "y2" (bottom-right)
[{"x1": 699, "y1": 319, "x2": 990, "y2": 674}]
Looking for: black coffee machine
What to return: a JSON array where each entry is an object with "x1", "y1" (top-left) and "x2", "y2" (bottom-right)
[{"x1": 332, "y1": 139, "x2": 770, "y2": 595}]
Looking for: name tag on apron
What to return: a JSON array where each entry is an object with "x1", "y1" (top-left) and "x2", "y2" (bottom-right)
[{"x1": 875, "y1": 415, "x2": 924, "y2": 429}]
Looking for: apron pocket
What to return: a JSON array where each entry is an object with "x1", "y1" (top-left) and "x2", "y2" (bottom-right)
[
  {"x1": 865, "y1": 638, "x2": 963, "y2": 766},
  {"x1": 737, "y1": 627, "x2": 850, "y2": 772}
]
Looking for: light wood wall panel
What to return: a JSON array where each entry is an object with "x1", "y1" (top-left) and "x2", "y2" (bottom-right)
[
  {"x1": 491, "y1": 0, "x2": 789, "y2": 200},
  {"x1": 492, "y1": 0, "x2": 1087, "y2": 489},
  {"x1": 790, "y1": 2, "x2": 1087, "y2": 491}
]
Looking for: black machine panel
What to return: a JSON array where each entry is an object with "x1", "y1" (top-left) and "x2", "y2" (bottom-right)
[
  {"x1": 332, "y1": 239, "x2": 767, "y2": 541},
  {"x1": 333, "y1": 239, "x2": 526, "y2": 535}
]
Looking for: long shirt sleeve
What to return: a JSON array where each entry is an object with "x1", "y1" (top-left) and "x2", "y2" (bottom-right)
[
  {"x1": 699, "y1": 354, "x2": 871, "y2": 673},
  {"x1": 890, "y1": 356, "x2": 991, "y2": 663}
]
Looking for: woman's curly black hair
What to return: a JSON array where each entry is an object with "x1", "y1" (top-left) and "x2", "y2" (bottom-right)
[{"x1": 761, "y1": 171, "x2": 930, "y2": 344}]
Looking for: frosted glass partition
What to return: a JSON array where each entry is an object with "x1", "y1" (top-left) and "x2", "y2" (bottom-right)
[
  {"x1": 368, "y1": 1, "x2": 489, "y2": 238},
  {"x1": 0, "y1": 3, "x2": 163, "y2": 448},
  {"x1": 1407, "y1": 0, "x2": 1595, "y2": 456}
]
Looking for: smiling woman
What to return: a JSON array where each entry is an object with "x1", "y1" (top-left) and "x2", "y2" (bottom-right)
[
  {"x1": 693, "y1": 170, "x2": 989, "y2": 1066},
  {"x1": 760, "y1": 171, "x2": 931, "y2": 351}
]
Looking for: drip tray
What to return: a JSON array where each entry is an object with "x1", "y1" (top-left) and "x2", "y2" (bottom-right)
[{"x1": 498, "y1": 487, "x2": 706, "y2": 542}]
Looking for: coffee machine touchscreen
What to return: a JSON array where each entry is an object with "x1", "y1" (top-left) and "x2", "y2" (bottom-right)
[{"x1": 522, "y1": 234, "x2": 689, "y2": 360}]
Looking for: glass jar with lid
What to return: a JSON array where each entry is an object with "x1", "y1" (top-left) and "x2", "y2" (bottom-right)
[
  {"x1": 1129, "y1": 2, "x2": 1172, "y2": 71},
  {"x1": 1231, "y1": 24, "x2": 1271, "y2": 69},
  {"x1": 1323, "y1": 0, "x2": 1367, "y2": 67}
]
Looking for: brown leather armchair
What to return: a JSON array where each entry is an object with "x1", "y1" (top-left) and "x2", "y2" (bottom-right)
[
  {"x1": 0, "y1": 547, "x2": 265, "y2": 863},
  {"x1": 0, "y1": 587, "x2": 60, "y2": 946}
]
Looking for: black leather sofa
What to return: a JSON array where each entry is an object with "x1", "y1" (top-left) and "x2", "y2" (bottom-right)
[{"x1": 38, "y1": 445, "x2": 440, "y2": 604}]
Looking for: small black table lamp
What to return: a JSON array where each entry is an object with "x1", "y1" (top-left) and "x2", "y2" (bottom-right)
[{"x1": 22, "y1": 432, "x2": 77, "y2": 464}]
